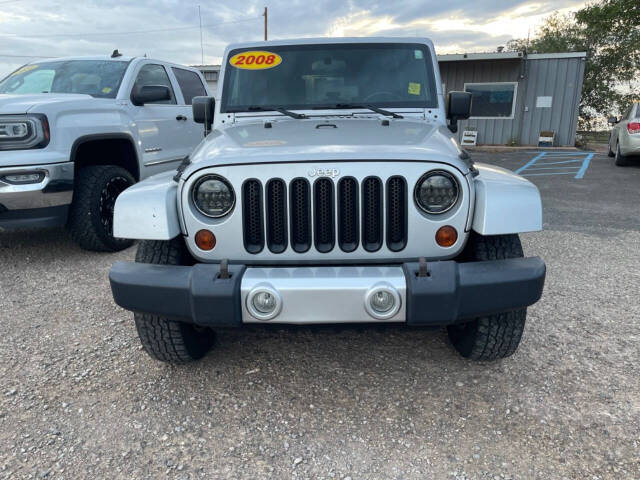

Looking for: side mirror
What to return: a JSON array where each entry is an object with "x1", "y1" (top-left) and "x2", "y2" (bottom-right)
[
  {"x1": 131, "y1": 85, "x2": 171, "y2": 106},
  {"x1": 192, "y1": 96, "x2": 216, "y2": 135},
  {"x1": 446, "y1": 91, "x2": 472, "y2": 133},
  {"x1": 607, "y1": 116, "x2": 618, "y2": 125}
]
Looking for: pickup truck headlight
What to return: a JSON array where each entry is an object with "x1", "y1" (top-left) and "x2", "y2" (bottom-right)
[
  {"x1": 414, "y1": 171, "x2": 459, "y2": 214},
  {"x1": 0, "y1": 114, "x2": 50, "y2": 151},
  {"x1": 192, "y1": 174, "x2": 235, "y2": 218}
]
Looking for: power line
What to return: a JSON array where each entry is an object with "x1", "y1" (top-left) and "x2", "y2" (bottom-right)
[{"x1": 0, "y1": 16, "x2": 261, "y2": 39}]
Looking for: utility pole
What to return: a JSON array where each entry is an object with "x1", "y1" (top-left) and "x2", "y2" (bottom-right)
[
  {"x1": 198, "y1": 5, "x2": 204, "y2": 64},
  {"x1": 263, "y1": 6, "x2": 268, "y2": 41}
]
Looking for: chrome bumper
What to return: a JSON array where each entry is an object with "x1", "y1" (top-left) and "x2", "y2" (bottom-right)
[
  {"x1": 109, "y1": 257, "x2": 546, "y2": 326},
  {"x1": 0, "y1": 162, "x2": 74, "y2": 228},
  {"x1": 0, "y1": 162, "x2": 74, "y2": 210}
]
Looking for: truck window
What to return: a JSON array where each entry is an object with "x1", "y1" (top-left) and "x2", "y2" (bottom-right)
[
  {"x1": 0, "y1": 61, "x2": 128, "y2": 98},
  {"x1": 132, "y1": 64, "x2": 176, "y2": 105},
  {"x1": 172, "y1": 68, "x2": 207, "y2": 105}
]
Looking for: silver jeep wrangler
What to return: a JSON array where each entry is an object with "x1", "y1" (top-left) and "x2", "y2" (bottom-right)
[{"x1": 109, "y1": 38, "x2": 546, "y2": 363}]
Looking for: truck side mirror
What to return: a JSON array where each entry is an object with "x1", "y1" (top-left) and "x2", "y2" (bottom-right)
[
  {"x1": 607, "y1": 116, "x2": 618, "y2": 125},
  {"x1": 192, "y1": 96, "x2": 215, "y2": 135},
  {"x1": 447, "y1": 91, "x2": 472, "y2": 133},
  {"x1": 131, "y1": 85, "x2": 171, "y2": 106}
]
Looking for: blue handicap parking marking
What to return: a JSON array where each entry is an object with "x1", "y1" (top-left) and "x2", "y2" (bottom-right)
[{"x1": 515, "y1": 151, "x2": 594, "y2": 179}]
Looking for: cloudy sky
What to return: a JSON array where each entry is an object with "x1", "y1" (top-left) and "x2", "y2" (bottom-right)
[{"x1": 0, "y1": 0, "x2": 588, "y2": 75}]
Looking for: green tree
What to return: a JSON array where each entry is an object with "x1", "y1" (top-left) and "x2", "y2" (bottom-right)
[{"x1": 507, "y1": 0, "x2": 640, "y2": 129}]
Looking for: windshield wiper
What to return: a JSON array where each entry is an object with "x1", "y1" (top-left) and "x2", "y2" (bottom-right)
[
  {"x1": 230, "y1": 106, "x2": 307, "y2": 119},
  {"x1": 331, "y1": 103, "x2": 404, "y2": 119},
  {"x1": 274, "y1": 107, "x2": 307, "y2": 119}
]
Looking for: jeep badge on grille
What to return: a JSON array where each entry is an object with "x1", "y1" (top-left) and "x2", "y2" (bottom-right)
[{"x1": 308, "y1": 168, "x2": 340, "y2": 178}]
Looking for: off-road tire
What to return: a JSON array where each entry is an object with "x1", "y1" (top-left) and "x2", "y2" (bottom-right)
[
  {"x1": 133, "y1": 237, "x2": 215, "y2": 363},
  {"x1": 447, "y1": 233, "x2": 527, "y2": 360},
  {"x1": 67, "y1": 165, "x2": 135, "y2": 252},
  {"x1": 615, "y1": 143, "x2": 631, "y2": 166}
]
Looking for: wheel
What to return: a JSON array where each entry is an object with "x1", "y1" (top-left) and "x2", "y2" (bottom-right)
[
  {"x1": 607, "y1": 138, "x2": 615, "y2": 157},
  {"x1": 615, "y1": 143, "x2": 631, "y2": 166},
  {"x1": 133, "y1": 237, "x2": 215, "y2": 363},
  {"x1": 67, "y1": 165, "x2": 135, "y2": 252},
  {"x1": 447, "y1": 233, "x2": 527, "y2": 360}
]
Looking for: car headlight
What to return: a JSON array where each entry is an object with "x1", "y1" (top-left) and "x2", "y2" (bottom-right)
[
  {"x1": 192, "y1": 174, "x2": 235, "y2": 218},
  {"x1": 414, "y1": 170, "x2": 459, "y2": 214},
  {"x1": 0, "y1": 114, "x2": 50, "y2": 151}
]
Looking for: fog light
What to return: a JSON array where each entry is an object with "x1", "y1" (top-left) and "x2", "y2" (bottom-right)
[
  {"x1": 195, "y1": 229, "x2": 216, "y2": 250},
  {"x1": 370, "y1": 290, "x2": 395, "y2": 313},
  {"x1": 247, "y1": 285, "x2": 282, "y2": 321},
  {"x1": 435, "y1": 225, "x2": 458, "y2": 247},
  {"x1": 1, "y1": 172, "x2": 45, "y2": 184},
  {"x1": 253, "y1": 291, "x2": 276, "y2": 314},
  {"x1": 364, "y1": 284, "x2": 401, "y2": 320}
]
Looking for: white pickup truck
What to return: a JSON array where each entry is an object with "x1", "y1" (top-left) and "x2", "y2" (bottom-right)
[{"x1": 0, "y1": 54, "x2": 211, "y2": 251}]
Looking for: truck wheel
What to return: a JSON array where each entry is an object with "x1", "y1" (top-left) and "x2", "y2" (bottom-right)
[
  {"x1": 68, "y1": 165, "x2": 135, "y2": 252},
  {"x1": 614, "y1": 143, "x2": 631, "y2": 166},
  {"x1": 447, "y1": 233, "x2": 527, "y2": 360},
  {"x1": 133, "y1": 237, "x2": 215, "y2": 363}
]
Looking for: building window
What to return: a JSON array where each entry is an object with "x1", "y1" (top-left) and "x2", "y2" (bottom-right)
[
  {"x1": 204, "y1": 71, "x2": 218, "y2": 82},
  {"x1": 463, "y1": 82, "x2": 517, "y2": 119}
]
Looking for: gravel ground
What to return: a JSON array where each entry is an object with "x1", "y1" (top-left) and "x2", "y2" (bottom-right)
[{"x1": 1, "y1": 151, "x2": 639, "y2": 479}]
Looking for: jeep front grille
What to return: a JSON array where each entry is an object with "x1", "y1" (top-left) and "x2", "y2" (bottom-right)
[
  {"x1": 242, "y1": 179, "x2": 264, "y2": 254},
  {"x1": 241, "y1": 176, "x2": 408, "y2": 255}
]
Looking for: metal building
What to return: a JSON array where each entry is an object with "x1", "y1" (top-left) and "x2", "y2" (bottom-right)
[
  {"x1": 438, "y1": 51, "x2": 586, "y2": 146},
  {"x1": 193, "y1": 64, "x2": 221, "y2": 92},
  {"x1": 197, "y1": 50, "x2": 586, "y2": 147}
]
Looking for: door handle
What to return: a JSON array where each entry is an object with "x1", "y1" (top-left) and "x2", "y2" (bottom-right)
[{"x1": 176, "y1": 115, "x2": 187, "y2": 121}]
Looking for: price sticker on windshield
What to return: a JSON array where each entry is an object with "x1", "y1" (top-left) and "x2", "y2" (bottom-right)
[{"x1": 229, "y1": 51, "x2": 282, "y2": 70}]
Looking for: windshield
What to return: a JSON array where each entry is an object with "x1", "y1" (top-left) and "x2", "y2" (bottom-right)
[
  {"x1": 221, "y1": 43, "x2": 438, "y2": 113},
  {"x1": 0, "y1": 60, "x2": 129, "y2": 98}
]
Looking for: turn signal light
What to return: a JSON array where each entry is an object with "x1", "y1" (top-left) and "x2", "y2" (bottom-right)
[
  {"x1": 435, "y1": 226, "x2": 458, "y2": 247},
  {"x1": 195, "y1": 229, "x2": 216, "y2": 250}
]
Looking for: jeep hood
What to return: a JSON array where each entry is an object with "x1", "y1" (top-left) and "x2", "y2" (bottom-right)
[
  {"x1": 0, "y1": 93, "x2": 94, "y2": 114},
  {"x1": 189, "y1": 117, "x2": 468, "y2": 172}
]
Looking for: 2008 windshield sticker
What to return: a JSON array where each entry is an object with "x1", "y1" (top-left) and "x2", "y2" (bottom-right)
[{"x1": 229, "y1": 51, "x2": 282, "y2": 70}]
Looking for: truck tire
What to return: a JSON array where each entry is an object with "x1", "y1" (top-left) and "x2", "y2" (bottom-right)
[
  {"x1": 133, "y1": 237, "x2": 215, "y2": 363},
  {"x1": 614, "y1": 143, "x2": 631, "y2": 166},
  {"x1": 67, "y1": 165, "x2": 135, "y2": 252},
  {"x1": 447, "y1": 233, "x2": 527, "y2": 360}
]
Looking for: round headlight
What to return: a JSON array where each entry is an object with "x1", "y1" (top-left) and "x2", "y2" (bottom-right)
[
  {"x1": 414, "y1": 171, "x2": 459, "y2": 214},
  {"x1": 192, "y1": 175, "x2": 235, "y2": 218}
]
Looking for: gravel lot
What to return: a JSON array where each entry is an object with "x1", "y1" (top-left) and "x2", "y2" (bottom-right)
[{"x1": 1, "y1": 151, "x2": 639, "y2": 479}]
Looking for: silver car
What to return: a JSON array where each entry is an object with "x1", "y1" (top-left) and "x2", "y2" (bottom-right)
[{"x1": 608, "y1": 102, "x2": 640, "y2": 166}]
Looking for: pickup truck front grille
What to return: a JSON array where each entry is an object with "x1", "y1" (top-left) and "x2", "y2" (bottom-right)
[{"x1": 241, "y1": 176, "x2": 408, "y2": 255}]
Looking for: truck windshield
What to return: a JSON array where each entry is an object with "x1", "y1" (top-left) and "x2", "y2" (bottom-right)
[
  {"x1": 221, "y1": 43, "x2": 438, "y2": 113},
  {"x1": 0, "y1": 60, "x2": 129, "y2": 98}
]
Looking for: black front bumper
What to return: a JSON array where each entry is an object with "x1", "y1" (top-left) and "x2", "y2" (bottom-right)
[{"x1": 109, "y1": 257, "x2": 545, "y2": 327}]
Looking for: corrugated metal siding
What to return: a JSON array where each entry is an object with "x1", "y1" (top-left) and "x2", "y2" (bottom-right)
[
  {"x1": 439, "y1": 60, "x2": 522, "y2": 145},
  {"x1": 438, "y1": 56, "x2": 585, "y2": 146},
  {"x1": 519, "y1": 57, "x2": 585, "y2": 146}
]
